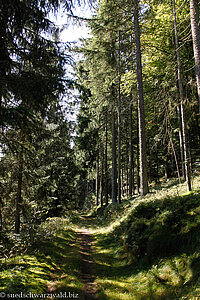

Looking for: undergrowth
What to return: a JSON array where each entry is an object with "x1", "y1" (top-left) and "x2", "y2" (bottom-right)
[
  {"x1": 91, "y1": 175, "x2": 200, "y2": 299},
  {"x1": 0, "y1": 218, "x2": 85, "y2": 299},
  {"x1": 1, "y1": 175, "x2": 200, "y2": 299}
]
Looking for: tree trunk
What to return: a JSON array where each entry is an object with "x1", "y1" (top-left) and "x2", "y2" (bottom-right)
[
  {"x1": 173, "y1": 0, "x2": 192, "y2": 192},
  {"x1": 105, "y1": 111, "x2": 109, "y2": 205},
  {"x1": 96, "y1": 152, "x2": 99, "y2": 206},
  {"x1": 15, "y1": 149, "x2": 23, "y2": 234},
  {"x1": 190, "y1": 0, "x2": 200, "y2": 113},
  {"x1": 0, "y1": 198, "x2": 3, "y2": 231},
  {"x1": 136, "y1": 107, "x2": 140, "y2": 194},
  {"x1": 0, "y1": 26, "x2": 7, "y2": 112},
  {"x1": 117, "y1": 31, "x2": 121, "y2": 204},
  {"x1": 129, "y1": 99, "x2": 133, "y2": 197},
  {"x1": 177, "y1": 105, "x2": 185, "y2": 179},
  {"x1": 121, "y1": 167, "x2": 124, "y2": 196},
  {"x1": 111, "y1": 101, "x2": 117, "y2": 204},
  {"x1": 188, "y1": 130, "x2": 193, "y2": 175},
  {"x1": 169, "y1": 136, "x2": 181, "y2": 184},
  {"x1": 134, "y1": 0, "x2": 148, "y2": 196},
  {"x1": 149, "y1": 152, "x2": 152, "y2": 183},
  {"x1": 156, "y1": 149, "x2": 159, "y2": 183},
  {"x1": 99, "y1": 142, "x2": 104, "y2": 207},
  {"x1": 126, "y1": 153, "x2": 129, "y2": 197}
]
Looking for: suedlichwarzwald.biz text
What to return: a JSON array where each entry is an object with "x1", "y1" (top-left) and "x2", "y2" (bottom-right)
[{"x1": 0, "y1": 292, "x2": 79, "y2": 299}]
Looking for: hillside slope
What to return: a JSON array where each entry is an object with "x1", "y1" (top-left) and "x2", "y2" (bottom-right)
[{"x1": 89, "y1": 175, "x2": 200, "y2": 299}]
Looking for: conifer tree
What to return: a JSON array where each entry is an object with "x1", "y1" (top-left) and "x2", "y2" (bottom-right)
[
  {"x1": 0, "y1": 0, "x2": 67, "y2": 130},
  {"x1": 134, "y1": 0, "x2": 148, "y2": 196},
  {"x1": 173, "y1": 0, "x2": 192, "y2": 192},
  {"x1": 190, "y1": 0, "x2": 200, "y2": 113}
]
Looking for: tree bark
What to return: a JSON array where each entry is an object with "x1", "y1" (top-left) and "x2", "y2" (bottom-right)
[
  {"x1": 190, "y1": 0, "x2": 200, "y2": 113},
  {"x1": 0, "y1": 198, "x2": 3, "y2": 231},
  {"x1": 111, "y1": 100, "x2": 117, "y2": 204},
  {"x1": 15, "y1": 149, "x2": 23, "y2": 234},
  {"x1": 99, "y1": 142, "x2": 104, "y2": 207},
  {"x1": 173, "y1": 0, "x2": 192, "y2": 192},
  {"x1": 136, "y1": 107, "x2": 140, "y2": 194},
  {"x1": 177, "y1": 105, "x2": 185, "y2": 179},
  {"x1": 169, "y1": 136, "x2": 181, "y2": 184},
  {"x1": 105, "y1": 111, "x2": 109, "y2": 205},
  {"x1": 96, "y1": 152, "x2": 99, "y2": 206},
  {"x1": 188, "y1": 130, "x2": 193, "y2": 175},
  {"x1": 126, "y1": 151, "x2": 129, "y2": 197},
  {"x1": 134, "y1": 0, "x2": 148, "y2": 196},
  {"x1": 156, "y1": 149, "x2": 159, "y2": 183},
  {"x1": 117, "y1": 31, "x2": 121, "y2": 204},
  {"x1": 129, "y1": 99, "x2": 133, "y2": 196},
  {"x1": 0, "y1": 18, "x2": 8, "y2": 112}
]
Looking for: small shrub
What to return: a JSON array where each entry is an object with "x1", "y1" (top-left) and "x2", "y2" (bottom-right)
[
  {"x1": 125, "y1": 219, "x2": 150, "y2": 258},
  {"x1": 131, "y1": 201, "x2": 158, "y2": 219}
]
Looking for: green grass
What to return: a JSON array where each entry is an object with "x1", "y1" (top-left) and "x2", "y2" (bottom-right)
[
  {"x1": 1, "y1": 175, "x2": 200, "y2": 299},
  {"x1": 88, "y1": 175, "x2": 200, "y2": 299},
  {"x1": 0, "y1": 219, "x2": 85, "y2": 299}
]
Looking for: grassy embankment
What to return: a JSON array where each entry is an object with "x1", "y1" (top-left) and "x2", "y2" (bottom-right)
[{"x1": 89, "y1": 174, "x2": 200, "y2": 299}]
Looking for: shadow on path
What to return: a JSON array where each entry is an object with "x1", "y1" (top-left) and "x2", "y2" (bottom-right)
[{"x1": 77, "y1": 228, "x2": 98, "y2": 299}]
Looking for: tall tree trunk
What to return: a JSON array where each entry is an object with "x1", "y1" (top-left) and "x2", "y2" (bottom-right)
[
  {"x1": 169, "y1": 136, "x2": 181, "y2": 184},
  {"x1": 188, "y1": 130, "x2": 193, "y2": 175},
  {"x1": 0, "y1": 26, "x2": 7, "y2": 112},
  {"x1": 117, "y1": 31, "x2": 121, "y2": 204},
  {"x1": 96, "y1": 152, "x2": 99, "y2": 206},
  {"x1": 156, "y1": 148, "x2": 159, "y2": 183},
  {"x1": 134, "y1": 0, "x2": 148, "y2": 196},
  {"x1": 149, "y1": 152, "x2": 152, "y2": 183},
  {"x1": 136, "y1": 107, "x2": 140, "y2": 194},
  {"x1": 190, "y1": 0, "x2": 200, "y2": 113},
  {"x1": 129, "y1": 98, "x2": 133, "y2": 197},
  {"x1": 111, "y1": 101, "x2": 117, "y2": 204},
  {"x1": 121, "y1": 167, "x2": 124, "y2": 196},
  {"x1": 177, "y1": 105, "x2": 185, "y2": 179},
  {"x1": 173, "y1": 0, "x2": 192, "y2": 192},
  {"x1": 126, "y1": 151, "x2": 129, "y2": 197},
  {"x1": 105, "y1": 111, "x2": 109, "y2": 205},
  {"x1": 15, "y1": 149, "x2": 23, "y2": 234},
  {"x1": 0, "y1": 197, "x2": 3, "y2": 231},
  {"x1": 99, "y1": 142, "x2": 104, "y2": 207}
]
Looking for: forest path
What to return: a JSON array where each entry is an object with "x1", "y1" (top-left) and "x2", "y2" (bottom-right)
[
  {"x1": 77, "y1": 227, "x2": 98, "y2": 299},
  {"x1": 45, "y1": 215, "x2": 100, "y2": 299},
  {"x1": 77, "y1": 216, "x2": 98, "y2": 299}
]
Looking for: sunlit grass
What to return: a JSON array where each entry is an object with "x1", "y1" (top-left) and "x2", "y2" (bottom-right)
[
  {"x1": 0, "y1": 220, "x2": 84, "y2": 298},
  {"x1": 1, "y1": 175, "x2": 200, "y2": 299},
  {"x1": 94, "y1": 249, "x2": 198, "y2": 299},
  {"x1": 90, "y1": 175, "x2": 200, "y2": 299},
  {"x1": 89, "y1": 175, "x2": 200, "y2": 237}
]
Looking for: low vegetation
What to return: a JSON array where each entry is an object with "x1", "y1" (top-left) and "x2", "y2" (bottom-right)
[
  {"x1": 0, "y1": 218, "x2": 84, "y2": 298},
  {"x1": 0, "y1": 175, "x2": 200, "y2": 299},
  {"x1": 90, "y1": 175, "x2": 200, "y2": 299}
]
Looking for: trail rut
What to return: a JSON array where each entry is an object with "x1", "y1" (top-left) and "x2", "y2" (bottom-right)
[{"x1": 77, "y1": 229, "x2": 98, "y2": 299}]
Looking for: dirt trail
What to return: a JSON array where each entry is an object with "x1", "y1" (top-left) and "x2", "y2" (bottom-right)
[{"x1": 77, "y1": 228, "x2": 98, "y2": 299}]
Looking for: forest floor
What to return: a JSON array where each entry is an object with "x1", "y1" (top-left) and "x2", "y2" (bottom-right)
[
  {"x1": 77, "y1": 225, "x2": 98, "y2": 299},
  {"x1": 1, "y1": 175, "x2": 200, "y2": 299}
]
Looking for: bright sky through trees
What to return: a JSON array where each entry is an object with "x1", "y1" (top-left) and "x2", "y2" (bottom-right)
[
  {"x1": 51, "y1": 4, "x2": 92, "y2": 125},
  {"x1": 53, "y1": 5, "x2": 91, "y2": 43}
]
